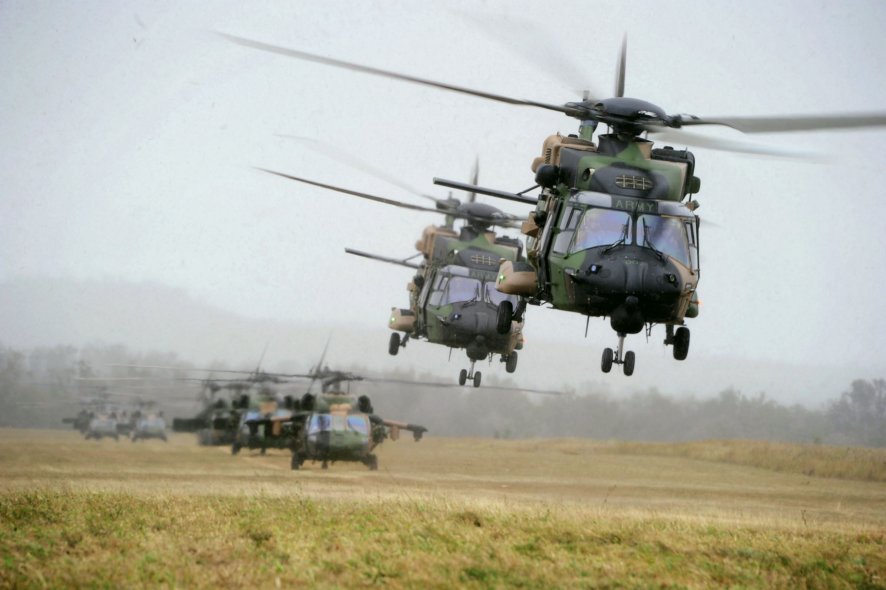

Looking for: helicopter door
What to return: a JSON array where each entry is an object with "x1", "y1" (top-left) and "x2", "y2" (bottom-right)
[
  {"x1": 536, "y1": 197, "x2": 563, "y2": 296},
  {"x1": 686, "y1": 219, "x2": 700, "y2": 274},
  {"x1": 416, "y1": 268, "x2": 438, "y2": 326}
]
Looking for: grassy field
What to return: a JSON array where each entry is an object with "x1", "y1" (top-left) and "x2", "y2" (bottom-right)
[{"x1": 1, "y1": 429, "x2": 884, "y2": 588}]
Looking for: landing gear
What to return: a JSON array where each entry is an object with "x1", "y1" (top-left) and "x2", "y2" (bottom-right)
[
  {"x1": 388, "y1": 332, "x2": 401, "y2": 355},
  {"x1": 601, "y1": 348, "x2": 614, "y2": 373},
  {"x1": 291, "y1": 453, "x2": 304, "y2": 470},
  {"x1": 459, "y1": 361, "x2": 482, "y2": 388},
  {"x1": 601, "y1": 333, "x2": 635, "y2": 376},
  {"x1": 321, "y1": 460, "x2": 329, "y2": 470},
  {"x1": 231, "y1": 441, "x2": 241, "y2": 455},
  {"x1": 496, "y1": 301, "x2": 513, "y2": 334},
  {"x1": 505, "y1": 351, "x2": 518, "y2": 373},
  {"x1": 673, "y1": 327, "x2": 690, "y2": 360},
  {"x1": 664, "y1": 325, "x2": 691, "y2": 361},
  {"x1": 365, "y1": 454, "x2": 378, "y2": 471}
]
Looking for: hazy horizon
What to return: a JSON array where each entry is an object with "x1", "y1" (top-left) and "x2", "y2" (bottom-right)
[{"x1": 3, "y1": 1, "x2": 885, "y2": 408}]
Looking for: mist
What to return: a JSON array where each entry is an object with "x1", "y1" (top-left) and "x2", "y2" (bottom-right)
[{"x1": 2, "y1": 1, "x2": 885, "y2": 416}]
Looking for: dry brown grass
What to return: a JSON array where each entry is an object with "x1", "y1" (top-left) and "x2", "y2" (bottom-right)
[{"x1": 1, "y1": 429, "x2": 884, "y2": 588}]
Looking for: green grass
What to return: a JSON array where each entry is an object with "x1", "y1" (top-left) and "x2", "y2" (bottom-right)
[{"x1": 1, "y1": 490, "x2": 884, "y2": 589}]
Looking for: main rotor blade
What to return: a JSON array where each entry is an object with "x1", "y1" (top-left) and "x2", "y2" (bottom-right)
[
  {"x1": 260, "y1": 168, "x2": 521, "y2": 227},
  {"x1": 615, "y1": 35, "x2": 627, "y2": 98},
  {"x1": 257, "y1": 167, "x2": 444, "y2": 213},
  {"x1": 219, "y1": 33, "x2": 581, "y2": 117},
  {"x1": 276, "y1": 135, "x2": 440, "y2": 204},
  {"x1": 468, "y1": 156, "x2": 479, "y2": 204},
  {"x1": 650, "y1": 128, "x2": 820, "y2": 159},
  {"x1": 678, "y1": 113, "x2": 886, "y2": 134},
  {"x1": 454, "y1": 11, "x2": 603, "y2": 100},
  {"x1": 345, "y1": 247, "x2": 422, "y2": 270}
]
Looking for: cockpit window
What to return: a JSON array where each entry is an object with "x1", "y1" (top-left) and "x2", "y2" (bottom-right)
[
  {"x1": 439, "y1": 276, "x2": 481, "y2": 304},
  {"x1": 637, "y1": 215, "x2": 691, "y2": 267},
  {"x1": 308, "y1": 414, "x2": 331, "y2": 434},
  {"x1": 570, "y1": 209, "x2": 633, "y2": 253},
  {"x1": 347, "y1": 415, "x2": 369, "y2": 435}
]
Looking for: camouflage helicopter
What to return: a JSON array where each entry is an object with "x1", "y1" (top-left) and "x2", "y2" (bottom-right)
[
  {"x1": 224, "y1": 33, "x2": 886, "y2": 377},
  {"x1": 238, "y1": 366, "x2": 427, "y2": 470},
  {"x1": 113, "y1": 358, "x2": 303, "y2": 445},
  {"x1": 259, "y1": 152, "x2": 528, "y2": 388}
]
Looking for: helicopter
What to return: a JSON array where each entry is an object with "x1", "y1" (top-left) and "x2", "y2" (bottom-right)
[
  {"x1": 237, "y1": 367, "x2": 427, "y2": 470},
  {"x1": 223, "y1": 32, "x2": 886, "y2": 377},
  {"x1": 258, "y1": 152, "x2": 529, "y2": 388},
  {"x1": 112, "y1": 358, "x2": 304, "y2": 445},
  {"x1": 128, "y1": 402, "x2": 168, "y2": 442}
]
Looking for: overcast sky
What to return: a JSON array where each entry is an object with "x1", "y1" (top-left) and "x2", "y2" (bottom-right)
[{"x1": 2, "y1": 0, "x2": 885, "y2": 402}]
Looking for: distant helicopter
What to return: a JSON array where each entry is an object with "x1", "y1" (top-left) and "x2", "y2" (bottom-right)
[
  {"x1": 128, "y1": 402, "x2": 168, "y2": 442},
  {"x1": 236, "y1": 366, "x2": 427, "y2": 470},
  {"x1": 258, "y1": 151, "x2": 528, "y2": 387},
  {"x1": 112, "y1": 356, "x2": 303, "y2": 446},
  {"x1": 224, "y1": 33, "x2": 886, "y2": 377}
]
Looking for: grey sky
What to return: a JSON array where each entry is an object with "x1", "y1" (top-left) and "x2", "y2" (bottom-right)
[{"x1": 2, "y1": 0, "x2": 885, "y2": 401}]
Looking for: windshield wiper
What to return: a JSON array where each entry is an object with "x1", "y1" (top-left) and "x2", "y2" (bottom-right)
[
  {"x1": 602, "y1": 223, "x2": 629, "y2": 254},
  {"x1": 641, "y1": 218, "x2": 665, "y2": 262}
]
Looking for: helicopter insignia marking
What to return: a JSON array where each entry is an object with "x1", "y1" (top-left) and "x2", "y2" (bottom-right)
[
  {"x1": 615, "y1": 175, "x2": 653, "y2": 191},
  {"x1": 470, "y1": 254, "x2": 496, "y2": 266},
  {"x1": 612, "y1": 198, "x2": 658, "y2": 213}
]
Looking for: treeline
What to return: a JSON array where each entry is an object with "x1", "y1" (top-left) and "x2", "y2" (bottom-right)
[
  {"x1": 2, "y1": 343, "x2": 884, "y2": 448},
  {"x1": 374, "y1": 383, "x2": 885, "y2": 447}
]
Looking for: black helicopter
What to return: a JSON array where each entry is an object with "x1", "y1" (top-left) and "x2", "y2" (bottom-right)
[{"x1": 223, "y1": 32, "x2": 886, "y2": 377}]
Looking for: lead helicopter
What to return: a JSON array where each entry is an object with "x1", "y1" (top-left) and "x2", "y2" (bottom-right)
[
  {"x1": 223, "y1": 33, "x2": 886, "y2": 376},
  {"x1": 258, "y1": 154, "x2": 530, "y2": 388}
]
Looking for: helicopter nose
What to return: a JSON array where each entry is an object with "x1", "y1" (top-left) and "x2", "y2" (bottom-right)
[{"x1": 625, "y1": 295, "x2": 639, "y2": 311}]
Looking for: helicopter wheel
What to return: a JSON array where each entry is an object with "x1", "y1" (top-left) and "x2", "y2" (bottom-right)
[
  {"x1": 496, "y1": 301, "x2": 514, "y2": 334},
  {"x1": 458, "y1": 369, "x2": 468, "y2": 386},
  {"x1": 623, "y1": 351, "x2": 636, "y2": 376},
  {"x1": 601, "y1": 348, "x2": 614, "y2": 373},
  {"x1": 473, "y1": 371, "x2": 482, "y2": 388},
  {"x1": 260, "y1": 447, "x2": 266, "y2": 456},
  {"x1": 322, "y1": 460, "x2": 329, "y2": 470},
  {"x1": 291, "y1": 454, "x2": 302, "y2": 470},
  {"x1": 505, "y1": 351, "x2": 518, "y2": 374},
  {"x1": 366, "y1": 454, "x2": 378, "y2": 471},
  {"x1": 388, "y1": 332, "x2": 401, "y2": 356},
  {"x1": 231, "y1": 442, "x2": 241, "y2": 455},
  {"x1": 673, "y1": 327, "x2": 690, "y2": 361}
]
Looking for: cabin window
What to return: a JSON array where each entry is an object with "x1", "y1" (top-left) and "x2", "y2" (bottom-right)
[
  {"x1": 553, "y1": 206, "x2": 584, "y2": 254},
  {"x1": 637, "y1": 215, "x2": 691, "y2": 267},
  {"x1": 570, "y1": 209, "x2": 632, "y2": 253},
  {"x1": 428, "y1": 276, "x2": 447, "y2": 306}
]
